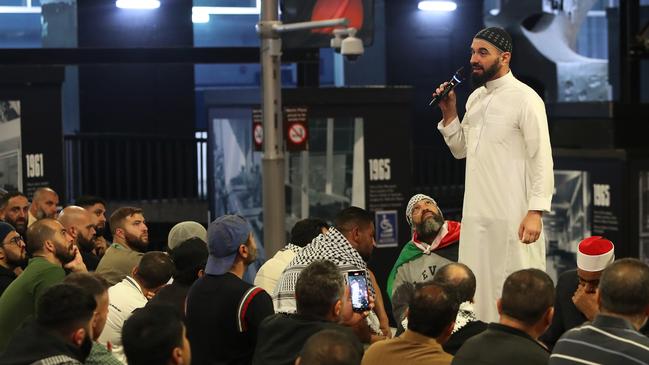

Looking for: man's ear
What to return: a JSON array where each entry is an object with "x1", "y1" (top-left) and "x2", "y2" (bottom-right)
[
  {"x1": 197, "y1": 268, "x2": 205, "y2": 278},
  {"x1": 545, "y1": 306, "x2": 555, "y2": 326},
  {"x1": 238, "y1": 244, "x2": 249, "y2": 259},
  {"x1": 496, "y1": 298, "x2": 503, "y2": 315},
  {"x1": 501, "y1": 51, "x2": 511, "y2": 65},
  {"x1": 67, "y1": 226, "x2": 78, "y2": 239},
  {"x1": 0, "y1": 247, "x2": 6, "y2": 261},
  {"x1": 44, "y1": 239, "x2": 56, "y2": 254},
  {"x1": 350, "y1": 226, "x2": 360, "y2": 244},
  {"x1": 71, "y1": 327, "x2": 87, "y2": 347},
  {"x1": 114, "y1": 227, "x2": 124, "y2": 239},
  {"x1": 333, "y1": 298, "x2": 342, "y2": 319},
  {"x1": 171, "y1": 346, "x2": 184, "y2": 365}
]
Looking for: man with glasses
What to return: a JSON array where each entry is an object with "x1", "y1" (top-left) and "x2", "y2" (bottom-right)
[
  {"x1": 540, "y1": 236, "x2": 615, "y2": 349},
  {"x1": 0, "y1": 221, "x2": 27, "y2": 295}
]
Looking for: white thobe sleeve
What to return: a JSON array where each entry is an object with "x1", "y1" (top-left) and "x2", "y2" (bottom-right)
[
  {"x1": 520, "y1": 95, "x2": 554, "y2": 212},
  {"x1": 437, "y1": 117, "x2": 467, "y2": 159}
]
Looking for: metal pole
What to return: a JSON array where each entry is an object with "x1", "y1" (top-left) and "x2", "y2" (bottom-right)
[{"x1": 259, "y1": 0, "x2": 285, "y2": 257}]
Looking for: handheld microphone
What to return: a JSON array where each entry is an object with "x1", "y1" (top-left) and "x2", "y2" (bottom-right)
[{"x1": 429, "y1": 67, "x2": 465, "y2": 107}]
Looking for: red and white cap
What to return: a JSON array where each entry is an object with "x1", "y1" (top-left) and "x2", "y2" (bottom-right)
[{"x1": 577, "y1": 236, "x2": 615, "y2": 272}]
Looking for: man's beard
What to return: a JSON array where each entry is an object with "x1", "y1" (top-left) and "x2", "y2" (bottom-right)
[
  {"x1": 471, "y1": 58, "x2": 501, "y2": 88},
  {"x1": 54, "y1": 242, "x2": 76, "y2": 264},
  {"x1": 6, "y1": 217, "x2": 27, "y2": 237},
  {"x1": 124, "y1": 231, "x2": 148, "y2": 253},
  {"x1": 35, "y1": 207, "x2": 48, "y2": 220},
  {"x1": 415, "y1": 212, "x2": 445, "y2": 243},
  {"x1": 76, "y1": 234, "x2": 96, "y2": 253},
  {"x1": 5, "y1": 250, "x2": 27, "y2": 268}
]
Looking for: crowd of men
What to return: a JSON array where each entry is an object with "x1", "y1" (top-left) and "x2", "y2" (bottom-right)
[
  {"x1": 3, "y1": 25, "x2": 648, "y2": 364},
  {"x1": 1, "y1": 186, "x2": 649, "y2": 365}
]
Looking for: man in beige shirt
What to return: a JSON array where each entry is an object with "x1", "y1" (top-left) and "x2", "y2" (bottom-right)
[
  {"x1": 96, "y1": 207, "x2": 149, "y2": 285},
  {"x1": 362, "y1": 282, "x2": 457, "y2": 365}
]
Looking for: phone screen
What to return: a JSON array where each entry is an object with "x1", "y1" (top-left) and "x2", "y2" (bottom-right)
[{"x1": 347, "y1": 270, "x2": 370, "y2": 312}]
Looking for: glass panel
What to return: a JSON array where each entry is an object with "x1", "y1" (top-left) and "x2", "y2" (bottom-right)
[
  {"x1": 544, "y1": 170, "x2": 591, "y2": 283},
  {"x1": 0, "y1": 0, "x2": 77, "y2": 48},
  {"x1": 285, "y1": 117, "x2": 357, "y2": 227}
]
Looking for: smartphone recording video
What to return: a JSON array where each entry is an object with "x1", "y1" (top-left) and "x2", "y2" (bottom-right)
[{"x1": 347, "y1": 270, "x2": 370, "y2": 312}]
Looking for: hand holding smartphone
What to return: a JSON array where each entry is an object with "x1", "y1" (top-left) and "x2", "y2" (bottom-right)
[{"x1": 347, "y1": 270, "x2": 370, "y2": 312}]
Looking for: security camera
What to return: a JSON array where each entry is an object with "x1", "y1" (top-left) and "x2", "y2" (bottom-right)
[
  {"x1": 341, "y1": 37, "x2": 363, "y2": 61},
  {"x1": 330, "y1": 27, "x2": 364, "y2": 60},
  {"x1": 330, "y1": 28, "x2": 346, "y2": 53}
]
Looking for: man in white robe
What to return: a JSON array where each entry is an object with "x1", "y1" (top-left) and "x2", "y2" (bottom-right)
[{"x1": 434, "y1": 27, "x2": 554, "y2": 322}]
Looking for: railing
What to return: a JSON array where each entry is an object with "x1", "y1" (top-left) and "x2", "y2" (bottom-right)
[{"x1": 64, "y1": 133, "x2": 208, "y2": 202}]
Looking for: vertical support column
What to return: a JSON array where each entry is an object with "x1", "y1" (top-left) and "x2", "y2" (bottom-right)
[
  {"x1": 301, "y1": 150, "x2": 310, "y2": 218},
  {"x1": 351, "y1": 117, "x2": 365, "y2": 208},
  {"x1": 260, "y1": 0, "x2": 286, "y2": 256},
  {"x1": 325, "y1": 118, "x2": 334, "y2": 195}
]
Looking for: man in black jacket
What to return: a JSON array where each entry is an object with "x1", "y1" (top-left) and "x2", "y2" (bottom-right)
[
  {"x1": 252, "y1": 260, "x2": 364, "y2": 365},
  {"x1": 433, "y1": 263, "x2": 487, "y2": 354},
  {"x1": 0, "y1": 283, "x2": 96, "y2": 364},
  {"x1": 0, "y1": 222, "x2": 26, "y2": 295},
  {"x1": 452, "y1": 269, "x2": 555, "y2": 365}
]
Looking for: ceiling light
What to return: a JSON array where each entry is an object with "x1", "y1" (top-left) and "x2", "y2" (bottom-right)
[
  {"x1": 115, "y1": 0, "x2": 160, "y2": 10},
  {"x1": 418, "y1": 1, "x2": 457, "y2": 12},
  {"x1": 192, "y1": 10, "x2": 210, "y2": 23}
]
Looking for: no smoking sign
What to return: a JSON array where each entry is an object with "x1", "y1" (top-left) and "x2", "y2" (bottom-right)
[
  {"x1": 288, "y1": 123, "x2": 307, "y2": 144},
  {"x1": 284, "y1": 107, "x2": 308, "y2": 151},
  {"x1": 252, "y1": 106, "x2": 308, "y2": 151}
]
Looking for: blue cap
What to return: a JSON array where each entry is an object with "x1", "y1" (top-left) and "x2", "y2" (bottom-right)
[
  {"x1": 205, "y1": 215, "x2": 252, "y2": 275},
  {"x1": 0, "y1": 222, "x2": 16, "y2": 245}
]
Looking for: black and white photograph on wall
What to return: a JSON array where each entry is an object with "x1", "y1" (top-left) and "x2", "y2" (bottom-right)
[
  {"x1": 208, "y1": 115, "x2": 265, "y2": 283},
  {"x1": 0, "y1": 100, "x2": 22, "y2": 193},
  {"x1": 638, "y1": 171, "x2": 649, "y2": 264},
  {"x1": 544, "y1": 170, "x2": 592, "y2": 283}
]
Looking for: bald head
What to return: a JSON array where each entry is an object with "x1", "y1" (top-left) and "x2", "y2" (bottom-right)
[
  {"x1": 58, "y1": 206, "x2": 96, "y2": 252},
  {"x1": 433, "y1": 263, "x2": 477, "y2": 304},
  {"x1": 58, "y1": 206, "x2": 91, "y2": 228},
  {"x1": 30, "y1": 187, "x2": 59, "y2": 220},
  {"x1": 26, "y1": 218, "x2": 61, "y2": 256}
]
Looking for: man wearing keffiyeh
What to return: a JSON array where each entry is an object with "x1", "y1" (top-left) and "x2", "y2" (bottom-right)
[
  {"x1": 387, "y1": 194, "x2": 461, "y2": 332},
  {"x1": 272, "y1": 206, "x2": 379, "y2": 342}
]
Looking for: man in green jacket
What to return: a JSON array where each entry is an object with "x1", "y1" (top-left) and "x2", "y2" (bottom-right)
[
  {"x1": 387, "y1": 194, "x2": 460, "y2": 332},
  {"x1": 0, "y1": 218, "x2": 87, "y2": 351}
]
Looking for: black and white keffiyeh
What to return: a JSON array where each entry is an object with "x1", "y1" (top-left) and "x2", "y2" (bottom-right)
[
  {"x1": 273, "y1": 227, "x2": 375, "y2": 312},
  {"x1": 452, "y1": 301, "x2": 479, "y2": 333},
  {"x1": 283, "y1": 243, "x2": 303, "y2": 254}
]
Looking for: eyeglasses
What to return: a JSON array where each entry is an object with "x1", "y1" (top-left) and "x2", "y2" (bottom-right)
[{"x1": 8, "y1": 235, "x2": 25, "y2": 247}]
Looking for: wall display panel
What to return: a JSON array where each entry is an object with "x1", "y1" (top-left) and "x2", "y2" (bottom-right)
[{"x1": 0, "y1": 100, "x2": 22, "y2": 193}]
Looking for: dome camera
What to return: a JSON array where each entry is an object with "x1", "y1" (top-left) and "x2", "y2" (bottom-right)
[
  {"x1": 330, "y1": 28, "x2": 346, "y2": 53},
  {"x1": 340, "y1": 28, "x2": 364, "y2": 61}
]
